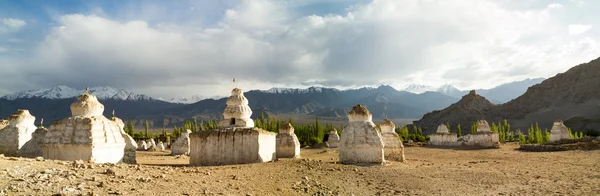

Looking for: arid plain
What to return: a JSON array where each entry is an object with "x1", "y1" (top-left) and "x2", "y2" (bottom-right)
[{"x1": 1, "y1": 144, "x2": 599, "y2": 196}]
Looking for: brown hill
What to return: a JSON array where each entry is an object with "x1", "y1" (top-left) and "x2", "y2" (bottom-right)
[
  {"x1": 415, "y1": 57, "x2": 600, "y2": 133},
  {"x1": 413, "y1": 90, "x2": 495, "y2": 134}
]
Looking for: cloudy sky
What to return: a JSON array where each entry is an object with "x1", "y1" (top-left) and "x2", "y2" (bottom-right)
[{"x1": 0, "y1": 0, "x2": 599, "y2": 98}]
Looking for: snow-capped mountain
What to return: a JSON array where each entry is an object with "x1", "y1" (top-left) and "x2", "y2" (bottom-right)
[
  {"x1": 164, "y1": 95, "x2": 224, "y2": 104},
  {"x1": 402, "y1": 84, "x2": 436, "y2": 94},
  {"x1": 1, "y1": 85, "x2": 154, "y2": 101},
  {"x1": 263, "y1": 87, "x2": 337, "y2": 94},
  {"x1": 436, "y1": 84, "x2": 464, "y2": 98}
]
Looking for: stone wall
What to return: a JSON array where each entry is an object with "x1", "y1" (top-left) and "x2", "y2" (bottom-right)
[
  {"x1": 461, "y1": 132, "x2": 499, "y2": 148},
  {"x1": 0, "y1": 110, "x2": 37, "y2": 157},
  {"x1": 189, "y1": 127, "x2": 276, "y2": 165},
  {"x1": 276, "y1": 124, "x2": 300, "y2": 158},
  {"x1": 171, "y1": 130, "x2": 192, "y2": 155},
  {"x1": 430, "y1": 133, "x2": 459, "y2": 146}
]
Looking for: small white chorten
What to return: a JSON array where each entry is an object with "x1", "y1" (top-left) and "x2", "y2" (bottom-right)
[
  {"x1": 171, "y1": 129, "x2": 192, "y2": 155},
  {"x1": 550, "y1": 120, "x2": 571, "y2": 142},
  {"x1": 328, "y1": 129, "x2": 340, "y2": 148},
  {"x1": 462, "y1": 120, "x2": 499, "y2": 148},
  {"x1": 0, "y1": 110, "x2": 37, "y2": 157},
  {"x1": 379, "y1": 119, "x2": 405, "y2": 162},
  {"x1": 429, "y1": 124, "x2": 458, "y2": 146},
  {"x1": 276, "y1": 123, "x2": 301, "y2": 158}
]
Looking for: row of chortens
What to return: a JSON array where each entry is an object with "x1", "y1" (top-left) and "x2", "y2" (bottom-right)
[{"x1": 0, "y1": 82, "x2": 582, "y2": 166}]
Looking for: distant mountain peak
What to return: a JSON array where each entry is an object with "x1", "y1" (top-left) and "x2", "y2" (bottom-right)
[
  {"x1": 403, "y1": 84, "x2": 436, "y2": 94},
  {"x1": 1, "y1": 85, "x2": 154, "y2": 101}
]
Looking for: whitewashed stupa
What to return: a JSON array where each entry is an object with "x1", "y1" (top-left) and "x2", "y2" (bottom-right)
[
  {"x1": 328, "y1": 129, "x2": 340, "y2": 148},
  {"x1": 20, "y1": 119, "x2": 49, "y2": 158},
  {"x1": 190, "y1": 87, "x2": 276, "y2": 165},
  {"x1": 171, "y1": 129, "x2": 192, "y2": 155},
  {"x1": 550, "y1": 120, "x2": 571, "y2": 142},
  {"x1": 339, "y1": 105, "x2": 385, "y2": 164},
  {"x1": 0, "y1": 110, "x2": 37, "y2": 157},
  {"x1": 461, "y1": 120, "x2": 499, "y2": 148},
  {"x1": 218, "y1": 88, "x2": 254, "y2": 128},
  {"x1": 276, "y1": 123, "x2": 300, "y2": 158},
  {"x1": 429, "y1": 124, "x2": 458, "y2": 146},
  {"x1": 379, "y1": 119, "x2": 405, "y2": 162},
  {"x1": 43, "y1": 89, "x2": 133, "y2": 163}
]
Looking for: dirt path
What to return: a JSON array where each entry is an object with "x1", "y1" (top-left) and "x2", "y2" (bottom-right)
[{"x1": 1, "y1": 144, "x2": 599, "y2": 195}]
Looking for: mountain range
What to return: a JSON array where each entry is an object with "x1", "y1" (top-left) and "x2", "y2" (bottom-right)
[
  {"x1": 0, "y1": 78, "x2": 543, "y2": 128},
  {"x1": 402, "y1": 78, "x2": 545, "y2": 103},
  {"x1": 414, "y1": 56, "x2": 600, "y2": 134}
]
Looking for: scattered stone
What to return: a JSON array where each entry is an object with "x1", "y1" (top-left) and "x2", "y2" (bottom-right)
[{"x1": 35, "y1": 156, "x2": 44, "y2": 161}]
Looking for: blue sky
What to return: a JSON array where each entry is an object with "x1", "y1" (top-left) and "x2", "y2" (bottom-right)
[{"x1": 1, "y1": 0, "x2": 599, "y2": 98}]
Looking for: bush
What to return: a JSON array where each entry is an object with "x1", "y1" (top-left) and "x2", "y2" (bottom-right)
[{"x1": 584, "y1": 129, "x2": 600, "y2": 137}]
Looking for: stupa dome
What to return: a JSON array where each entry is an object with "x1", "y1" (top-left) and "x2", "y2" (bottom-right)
[{"x1": 70, "y1": 93, "x2": 104, "y2": 117}]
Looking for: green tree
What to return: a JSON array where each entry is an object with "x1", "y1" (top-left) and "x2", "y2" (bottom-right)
[
  {"x1": 126, "y1": 119, "x2": 135, "y2": 136},
  {"x1": 457, "y1": 124, "x2": 462, "y2": 137},
  {"x1": 144, "y1": 120, "x2": 149, "y2": 138}
]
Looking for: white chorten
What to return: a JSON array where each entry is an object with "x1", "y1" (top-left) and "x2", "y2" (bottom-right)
[
  {"x1": 339, "y1": 105, "x2": 385, "y2": 164},
  {"x1": 462, "y1": 120, "x2": 499, "y2": 148},
  {"x1": 276, "y1": 123, "x2": 301, "y2": 158},
  {"x1": 550, "y1": 120, "x2": 570, "y2": 142},
  {"x1": 429, "y1": 124, "x2": 458, "y2": 146},
  {"x1": 379, "y1": 119, "x2": 405, "y2": 162},
  {"x1": 157, "y1": 141, "x2": 165, "y2": 151},
  {"x1": 20, "y1": 125, "x2": 49, "y2": 158},
  {"x1": 190, "y1": 87, "x2": 276, "y2": 165},
  {"x1": 218, "y1": 88, "x2": 254, "y2": 128},
  {"x1": 171, "y1": 129, "x2": 192, "y2": 155},
  {"x1": 328, "y1": 129, "x2": 340, "y2": 148},
  {"x1": 137, "y1": 140, "x2": 148, "y2": 151},
  {"x1": 0, "y1": 110, "x2": 37, "y2": 157},
  {"x1": 43, "y1": 91, "x2": 130, "y2": 163}
]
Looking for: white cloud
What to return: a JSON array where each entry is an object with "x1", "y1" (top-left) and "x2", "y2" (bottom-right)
[
  {"x1": 548, "y1": 4, "x2": 563, "y2": 9},
  {"x1": 569, "y1": 24, "x2": 592, "y2": 35},
  {"x1": 0, "y1": 18, "x2": 26, "y2": 33},
  {"x1": 1, "y1": 0, "x2": 599, "y2": 97}
]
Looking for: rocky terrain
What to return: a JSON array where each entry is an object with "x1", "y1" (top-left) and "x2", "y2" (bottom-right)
[
  {"x1": 1, "y1": 145, "x2": 599, "y2": 195},
  {"x1": 415, "y1": 57, "x2": 600, "y2": 133}
]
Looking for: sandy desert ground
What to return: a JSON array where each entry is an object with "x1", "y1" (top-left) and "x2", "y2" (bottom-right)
[{"x1": 1, "y1": 144, "x2": 599, "y2": 196}]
